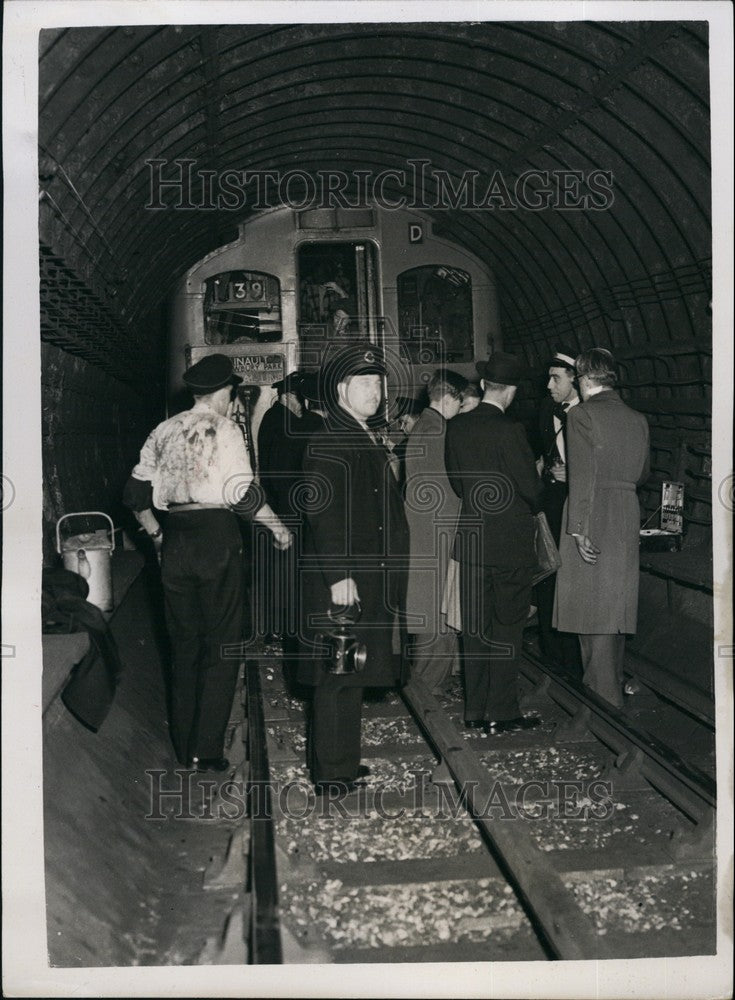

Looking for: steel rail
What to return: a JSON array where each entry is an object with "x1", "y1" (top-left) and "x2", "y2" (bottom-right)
[
  {"x1": 401, "y1": 676, "x2": 617, "y2": 961},
  {"x1": 244, "y1": 657, "x2": 283, "y2": 964},
  {"x1": 519, "y1": 651, "x2": 716, "y2": 819}
]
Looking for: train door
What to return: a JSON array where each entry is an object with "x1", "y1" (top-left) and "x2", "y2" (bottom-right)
[{"x1": 296, "y1": 240, "x2": 381, "y2": 352}]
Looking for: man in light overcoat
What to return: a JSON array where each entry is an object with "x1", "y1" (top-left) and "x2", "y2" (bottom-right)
[
  {"x1": 553, "y1": 348, "x2": 650, "y2": 708},
  {"x1": 404, "y1": 369, "x2": 468, "y2": 694}
]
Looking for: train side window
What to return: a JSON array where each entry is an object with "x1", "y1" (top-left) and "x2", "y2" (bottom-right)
[
  {"x1": 397, "y1": 265, "x2": 474, "y2": 363},
  {"x1": 203, "y1": 271, "x2": 282, "y2": 344}
]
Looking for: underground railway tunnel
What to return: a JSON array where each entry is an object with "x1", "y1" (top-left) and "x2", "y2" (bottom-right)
[{"x1": 6, "y1": 10, "x2": 730, "y2": 980}]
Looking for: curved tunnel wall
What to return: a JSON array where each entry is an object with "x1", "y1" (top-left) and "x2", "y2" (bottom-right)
[
  {"x1": 36, "y1": 18, "x2": 715, "y2": 967},
  {"x1": 38, "y1": 20, "x2": 712, "y2": 555}
]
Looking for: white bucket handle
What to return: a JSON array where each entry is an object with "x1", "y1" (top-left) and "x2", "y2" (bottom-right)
[{"x1": 56, "y1": 511, "x2": 116, "y2": 554}]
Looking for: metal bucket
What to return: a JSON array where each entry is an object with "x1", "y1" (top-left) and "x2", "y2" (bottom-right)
[{"x1": 56, "y1": 512, "x2": 115, "y2": 612}]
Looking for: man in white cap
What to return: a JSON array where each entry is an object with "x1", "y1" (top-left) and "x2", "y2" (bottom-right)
[
  {"x1": 124, "y1": 353, "x2": 291, "y2": 771},
  {"x1": 535, "y1": 348, "x2": 582, "y2": 674}
]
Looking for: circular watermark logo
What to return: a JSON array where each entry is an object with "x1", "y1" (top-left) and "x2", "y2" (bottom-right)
[
  {"x1": 404, "y1": 476, "x2": 446, "y2": 514},
  {"x1": 471, "y1": 473, "x2": 515, "y2": 514},
  {"x1": 718, "y1": 473, "x2": 735, "y2": 513},
  {"x1": 289, "y1": 474, "x2": 334, "y2": 515},
  {"x1": 222, "y1": 474, "x2": 263, "y2": 514},
  {"x1": 1, "y1": 475, "x2": 16, "y2": 512}
]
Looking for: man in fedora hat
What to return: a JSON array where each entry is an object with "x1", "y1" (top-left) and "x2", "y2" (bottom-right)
[
  {"x1": 445, "y1": 352, "x2": 543, "y2": 734},
  {"x1": 124, "y1": 353, "x2": 291, "y2": 771},
  {"x1": 298, "y1": 342, "x2": 410, "y2": 795},
  {"x1": 534, "y1": 348, "x2": 583, "y2": 675}
]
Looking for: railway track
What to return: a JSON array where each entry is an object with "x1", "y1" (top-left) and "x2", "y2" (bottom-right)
[{"x1": 238, "y1": 643, "x2": 716, "y2": 964}]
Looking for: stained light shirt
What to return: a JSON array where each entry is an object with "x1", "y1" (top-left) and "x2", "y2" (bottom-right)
[{"x1": 130, "y1": 400, "x2": 253, "y2": 510}]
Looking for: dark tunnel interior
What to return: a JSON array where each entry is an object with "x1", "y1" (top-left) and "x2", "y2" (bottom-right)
[
  {"x1": 32, "y1": 18, "x2": 718, "y2": 968},
  {"x1": 39, "y1": 21, "x2": 712, "y2": 558}
]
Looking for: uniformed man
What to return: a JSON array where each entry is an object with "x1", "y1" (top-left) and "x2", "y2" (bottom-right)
[
  {"x1": 123, "y1": 354, "x2": 290, "y2": 770},
  {"x1": 298, "y1": 343, "x2": 410, "y2": 796},
  {"x1": 535, "y1": 348, "x2": 583, "y2": 674}
]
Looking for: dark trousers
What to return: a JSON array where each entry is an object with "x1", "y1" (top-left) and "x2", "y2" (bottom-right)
[
  {"x1": 579, "y1": 633, "x2": 626, "y2": 709},
  {"x1": 460, "y1": 560, "x2": 530, "y2": 722},
  {"x1": 161, "y1": 510, "x2": 244, "y2": 763},
  {"x1": 256, "y1": 535, "x2": 302, "y2": 688},
  {"x1": 536, "y1": 572, "x2": 583, "y2": 673},
  {"x1": 536, "y1": 479, "x2": 582, "y2": 674},
  {"x1": 309, "y1": 676, "x2": 364, "y2": 782}
]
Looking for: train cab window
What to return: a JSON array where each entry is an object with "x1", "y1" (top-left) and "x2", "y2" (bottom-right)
[
  {"x1": 203, "y1": 271, "x2": 282, "y2": 344},
  {"x1": 397, "y1": 265, "x2": 474, "y2": 362},
  {"x1": 297, "y1": 241, "x2": 379, "y2": 344}
]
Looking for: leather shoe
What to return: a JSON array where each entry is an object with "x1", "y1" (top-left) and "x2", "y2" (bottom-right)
[
  {"x1": 485, "y1": 716, "x2": 540, "y2": 736},
  {"x1": 192, "y1": 756, "x2": 230, "y2": 772},
  {"x1": 464, "y1": 720, "x2": 485, "y2": 730},
  {"x1": 356, "y1": 765, "x2": 371, "y2": 778},
  {"x1": 314, "y1": 778, "x2": 366, "y2": 797}
]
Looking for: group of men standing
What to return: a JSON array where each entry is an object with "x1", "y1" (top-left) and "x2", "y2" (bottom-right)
[{"x1": 124, "y1": 339, "x2": 649, "y2": 793}]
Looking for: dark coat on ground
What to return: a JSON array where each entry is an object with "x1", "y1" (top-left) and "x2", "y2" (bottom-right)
[
  {"x1": 404, "y1": 406, "x2": 460, "y2": 635},
  {"x1": 553, "y1": 390, "x2": 650, "y2": 634},
  {"x1": 445, "y1": 402, "x2": 543, "y2": 576},
  {"x1": 298, "y1": 410, "x2": 410, "y2": 687}
]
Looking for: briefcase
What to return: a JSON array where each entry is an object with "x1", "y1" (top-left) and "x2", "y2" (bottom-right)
[{"x1": 532, "y1": 512, "x2": 562, "y2": 586}]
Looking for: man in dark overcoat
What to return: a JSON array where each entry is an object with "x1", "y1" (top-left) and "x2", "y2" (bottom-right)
[
  {"x1": 257, "y1": 371, "x2": 311, "y2": 666},
  {"x1": 553, "y1": 348, "x2": 650, "y2": 708},
  {"x1": 257, "y1": 372, "x2": 309, "y2": 520},
  {"x1": 298, "y1": 343, "x2": 409, "y2": 794},
  {"x1": 445, "y1": 353, "x2": 543, "y2": 734},
  {"x1": 534, "y1": 348, "x2": 583, "y2": 675}
]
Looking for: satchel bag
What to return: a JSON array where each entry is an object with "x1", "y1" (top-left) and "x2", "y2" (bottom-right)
[{"x1": 531, "y1": 512, "x2": 561, "y2": 586}]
